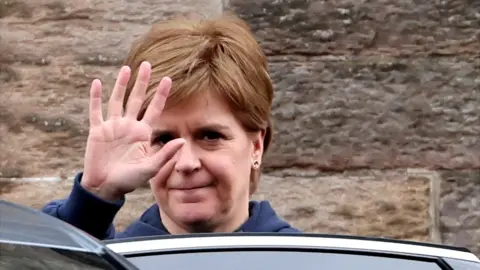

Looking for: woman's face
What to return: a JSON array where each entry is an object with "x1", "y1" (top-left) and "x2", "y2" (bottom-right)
[{"x1": 148, "y1": 92, "x2": 264, "y2": 233}]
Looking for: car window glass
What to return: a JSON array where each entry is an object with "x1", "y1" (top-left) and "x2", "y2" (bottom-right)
[
  {"x1": 0, "y1": 243, "x2": 118, "y2": 270},
  {"x1": 127, "y1": 250, "x2": 443, "y2": 270},
  {"x1": 444, "y1": 258, "x2": 480, "y2": 270}
]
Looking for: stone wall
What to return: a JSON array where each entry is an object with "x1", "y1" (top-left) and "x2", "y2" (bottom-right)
[
  {"x1": 227, "y1": 0, "x2": 480, "y2": 171},
  {"x1": 440, "y1": 170, "x2": 480, "y2": 255},
  {"x1": 0, "y1": 0, "x2": 479, "y2": 258}
]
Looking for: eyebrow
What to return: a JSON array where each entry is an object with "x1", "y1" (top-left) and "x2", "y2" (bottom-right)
[{"x1": 197, "y1": 123, "x2": 231, "y2": 131}]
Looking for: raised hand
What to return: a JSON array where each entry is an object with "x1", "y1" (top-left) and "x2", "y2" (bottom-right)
[{"x1": 81, "y1": 61, "x2": 185, "y2": 201}]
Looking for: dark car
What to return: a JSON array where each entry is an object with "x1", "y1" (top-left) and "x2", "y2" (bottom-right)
[
  {"x1": 0, "y1": 199, "x2": 135, "y2": 270},
  {"x1": 1, "y1": 199, "x2": 479, "y2": 270}
]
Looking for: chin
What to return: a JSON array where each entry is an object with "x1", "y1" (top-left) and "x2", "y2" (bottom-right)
[{"x1": 172, "y1": 200, "x2": 218, "y2": 225}]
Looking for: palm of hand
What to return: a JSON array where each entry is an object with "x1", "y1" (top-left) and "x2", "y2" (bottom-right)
[
  {"x1": 81, "y1": 62, "x2": 185, "y2": 200},
  {"x1": 84, "y1": 119, "x2": 152, "y2": 192}
]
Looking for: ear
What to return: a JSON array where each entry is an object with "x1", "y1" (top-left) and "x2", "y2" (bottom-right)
[{"x1": 251, "y1": 128, "x2": 266, "y2": 164}]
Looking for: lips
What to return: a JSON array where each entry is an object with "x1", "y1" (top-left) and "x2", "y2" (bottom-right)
[{"x1": 170, "y1": 183, "x2": 213, "y2": 190}]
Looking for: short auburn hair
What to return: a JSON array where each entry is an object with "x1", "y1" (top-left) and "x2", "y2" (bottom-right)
[{"x1": 121, "y1": 13, "x2": 274, "y2": 195}]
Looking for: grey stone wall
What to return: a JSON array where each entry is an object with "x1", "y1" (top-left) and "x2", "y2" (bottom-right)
[
  {"x1": 440, "y1": 170, "x2": 480, "y2": 256},
  {"x1": 227, "y1": 0, "x2": 480, "y2": 256},
  {"x1": 265, "y1": 56, "x2": 480, "y2": 171},
  {"x1": 227, "y1": 0, "x2": 480, "y2": 170}
]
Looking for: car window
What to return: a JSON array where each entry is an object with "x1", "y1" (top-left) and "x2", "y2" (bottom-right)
[
  {"x1": 0, "y1": 243, "x2": 119, "y2": 270},
  {"x1": 126, "y1": 250, "x2": 443, "y2": 270},
  {"x1": 444, "y1": 258, "x2": 480, "y2": 270}
]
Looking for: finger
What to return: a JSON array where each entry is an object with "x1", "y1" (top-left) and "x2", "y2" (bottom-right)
[
  {"x1": 149, "y1": 158, "x2": 176, "y2": 189},
  {"x1": 141, "y1": 77, "x2": 172, "y2": 125},
  {"x1": 107, "y1": 66, "x2": 131, "y2": 119},
  {"x1": 89, "y1": 79, "x2": 103, "y2": 127},
  {"x1": 148, "y1": 138, "x2": 185, "y2": 169},
  {"x1": 125, "y1": 61, "x2": 151, "y2": 119}
]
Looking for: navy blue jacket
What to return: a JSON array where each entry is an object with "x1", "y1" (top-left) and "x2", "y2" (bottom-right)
[{"x1": 42, "y1": 173, "x2": 301, "y2": 239}]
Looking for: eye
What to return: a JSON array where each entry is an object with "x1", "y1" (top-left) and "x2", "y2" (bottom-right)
[
  {"x1": 152, "y1": 132, "x2": 175, "y2": 145},
  {"x1": 199, "y1": 130, "x2": 224, "y2": 142}
]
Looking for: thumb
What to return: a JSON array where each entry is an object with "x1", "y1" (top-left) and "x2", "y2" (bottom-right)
[
  {"x1": 149, "y1": 158, "x2": 176, "y2": 190},
  {"x1": 147, "y1": 138, "x2": 185, "y2": 170}
]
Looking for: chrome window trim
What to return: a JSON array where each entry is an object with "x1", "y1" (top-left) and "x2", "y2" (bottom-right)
[{"x1": 106, "y1": 235, "x2": 479, "y2": 262}]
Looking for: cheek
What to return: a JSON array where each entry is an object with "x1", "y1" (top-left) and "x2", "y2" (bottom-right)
[{"x1": 204, "y1": 148, "x2": 252, "y2": 196}]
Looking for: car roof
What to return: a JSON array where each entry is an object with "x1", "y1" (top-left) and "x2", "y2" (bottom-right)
[
  {"x1": 105, "y1": 233, "x2": 480, "y2": 263},
  {"x1": 0, "y1": 199, "x2": 104, "y2": 253}
]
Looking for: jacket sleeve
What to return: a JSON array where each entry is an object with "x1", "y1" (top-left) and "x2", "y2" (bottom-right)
[{"x1": 41, "y1": 172, "x2": 125, "y2": 240}]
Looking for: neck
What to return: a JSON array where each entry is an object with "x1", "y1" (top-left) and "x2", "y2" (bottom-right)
[{"x1": 159, "y1": 202, "x2": 250, "y2": 234}]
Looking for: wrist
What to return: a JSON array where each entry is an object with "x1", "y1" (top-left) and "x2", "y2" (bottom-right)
[
  {"x1": 81, "y1": 177, "x2": 123, "y2": 202},
  {"x1": 92, "y1": 187, "x2": 124, "y2": 202}
]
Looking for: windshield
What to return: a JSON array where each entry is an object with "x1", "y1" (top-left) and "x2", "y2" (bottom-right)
[{"x1": 126, "y1": 250, "x2": 444, "y2": 270}]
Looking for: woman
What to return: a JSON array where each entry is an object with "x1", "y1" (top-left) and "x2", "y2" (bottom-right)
[{"x1": 42, "y1": 13, "x2": 300, "y2": 239}]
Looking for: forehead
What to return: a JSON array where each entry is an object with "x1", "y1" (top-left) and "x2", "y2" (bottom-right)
[{"x1": 153, "y1": 92, "x2": 237, "y2": 129}]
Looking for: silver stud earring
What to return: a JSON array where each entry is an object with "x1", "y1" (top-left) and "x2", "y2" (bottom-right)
[{"x1": 252, "y1": 160, "x2": 260, "y2": 169}]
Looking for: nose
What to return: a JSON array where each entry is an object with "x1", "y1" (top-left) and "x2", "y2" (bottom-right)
[{"x1": 174, "y1": 141, "x2": 201, "y2": 174}]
